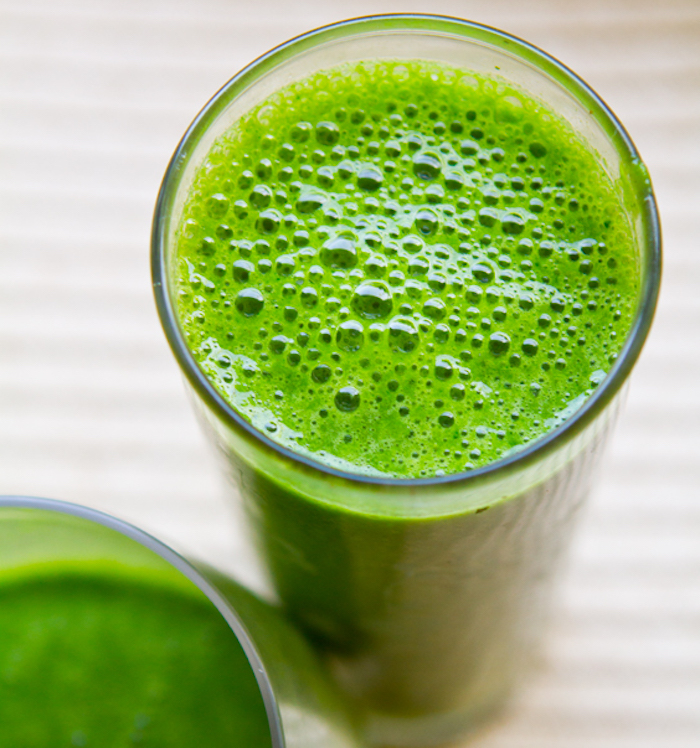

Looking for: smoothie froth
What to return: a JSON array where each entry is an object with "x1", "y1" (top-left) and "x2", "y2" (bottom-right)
[{"x1": 175, "y1": 59, "x2": 639, "y2": 478}]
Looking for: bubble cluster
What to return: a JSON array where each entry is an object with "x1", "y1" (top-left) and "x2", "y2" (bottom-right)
[{"x1": 176, "y1": 59, "x2": 639, "y2": 478}]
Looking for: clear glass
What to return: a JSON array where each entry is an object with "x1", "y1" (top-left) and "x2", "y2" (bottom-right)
[
  {"x1": 0, "y1": 496, "x2": 359, "y2": 748},
  {"x1": 152, "y1": 15, "x2": 661, "y2": 746}
]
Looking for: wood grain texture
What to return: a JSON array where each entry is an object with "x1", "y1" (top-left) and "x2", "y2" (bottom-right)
[{"x1": 0, "y1": 1, "x2": 698, "y2": 744}]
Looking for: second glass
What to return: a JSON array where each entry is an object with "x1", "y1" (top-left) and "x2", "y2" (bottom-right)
[
  {"x1": 0, "y1": 496, "x2": 359, "y2": 748},
  {"x1": 153, "y1": 15, "x2": 660, "y2": 746}
]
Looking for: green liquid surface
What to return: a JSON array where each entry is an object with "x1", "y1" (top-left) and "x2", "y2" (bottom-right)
[
  {"x1": 176, "y1": 59, "x2": 639, "y2": 477},
  {"x1": 0, "y1": 570, "x2": 271, "y2": 747}
]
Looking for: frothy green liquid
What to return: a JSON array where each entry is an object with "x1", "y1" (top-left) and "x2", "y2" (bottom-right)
[
  {"x1": 176, "y1": 60, "x2": 639, "y2": 477},
  {"x1": 0, "y1": 570, "x2": 271, "y2": 746}
]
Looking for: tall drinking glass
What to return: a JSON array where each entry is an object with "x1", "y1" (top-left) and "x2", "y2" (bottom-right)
[{"x1": 152, "y1": 15, "x2": 660, "y2": 746}]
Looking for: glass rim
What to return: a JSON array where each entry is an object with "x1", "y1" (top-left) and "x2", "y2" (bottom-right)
[
  {"x1": 152, "y1": 13, "x2": 661, "y2": 491},
  {"x1": 0, "y1": 495, "x2": 286, "y2": 748}
]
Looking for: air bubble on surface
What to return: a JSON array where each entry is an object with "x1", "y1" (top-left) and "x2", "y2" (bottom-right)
[
  {"x1": 336, "y1": 320, "x2": 365, "y2": 352},
  {"x1": 207, "y1": 193, "x2": 229, "y2": 218},
  {"x1": 522, "y1": 338, "x2": 539, "y2": 356},
  {"x1": 298, "y1": 191, "x2": 327, "y2": 213},
  {"x1": 412, "y1": 151, "x2": 442, "y2": 180},
  {"x1": 321, "y1": 234, "x2": 358, "y2": 269},
  {"x1": 488, "y1": 332, "x2": 511, "y2": 356},
  {"x1": 235, "y1": 288, "x2": 264, "y2": 317},
  {"x1": 335, "y1": 386, "x2": 360, "y2": 412},
  {"x1": 275, "y1": 254, "x2": 296, "y2": 275},
  {"x1": 316, "y1": 121, "x2": 340, "y2": 145},
  {"x1": 435, "y1": 358, "x2": 454, "y2": 380},
  {"x1": 471, "y1": 263, "x2": 494, "y2": 283},
  {"x1": 402, "y1": 235, "x2": 424, "y2": 255},
  {"x1": 352, "y1": 282, "x2": 393, "y2": 319},
  {"x1": 250, "y1": 185, "x2": 272, "y2": 208},
  {"x1": 423, "y1": 298, "x2": 446, "y2": 320},
  {"x1": 415, "y1": 209, "x2": 439, "y2": 236},
  {"x1": 388, "y1": 317, "x2": 419, "y2": 353},
  {"x1": 357, "y1": 167, "x2": 383, "y2": 191},
  {"x1": 312, "y1": 364, "x2": 332, "y2": 383},
  {"x1": 438, "y1": 412, "x2": 455, "y2": 427}
]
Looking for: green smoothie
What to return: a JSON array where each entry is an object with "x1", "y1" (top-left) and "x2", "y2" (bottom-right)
[
  {"x1": 175, "y1": 59, "x2": 637, "y2": 478},
  {"x1": 0, "y1": 567, "x2": 271, "y2": 747},
  {"x1": 158, "y1": 47, "x2": 649, "y2": 743}
]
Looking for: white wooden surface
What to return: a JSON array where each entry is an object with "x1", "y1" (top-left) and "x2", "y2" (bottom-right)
[{"x1": 0, "y1": 1, "x2": 698, "y2": 745}]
